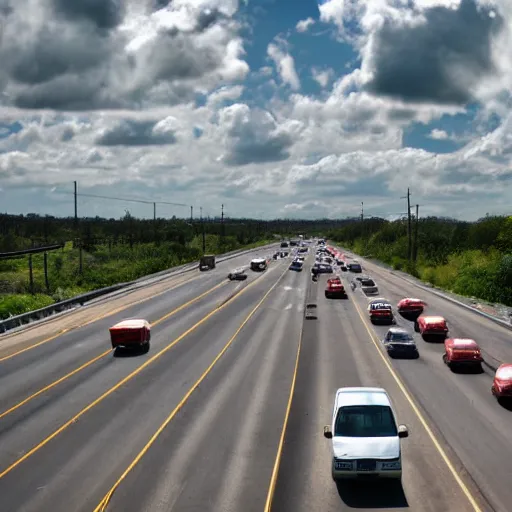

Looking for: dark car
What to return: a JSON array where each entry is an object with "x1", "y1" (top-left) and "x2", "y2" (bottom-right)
[
  {"x1": 312, "y1": 263, "x2": 334, "y2": 275},
  {"x1": 348, "y1": 262, "x2": 362, "y2": 273},
  {"x1": 228, "y1": 268, "x2": 248, "y2": 280},
  {"x1": 360, "y1": 278, "x2": 378, "y2": 295},
  {"x1": 383, "y1": 328, "x2": 418, "y2": 358},
  {"x1": 289, "y1": 260, "x2": 303, "y2": 272}
]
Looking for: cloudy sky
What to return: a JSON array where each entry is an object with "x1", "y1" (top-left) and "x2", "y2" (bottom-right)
[{"x1": 1, "y1": 0, "x2": 511, "y2": 221}]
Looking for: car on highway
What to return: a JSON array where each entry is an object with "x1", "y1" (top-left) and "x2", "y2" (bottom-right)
[
  {"x1": 416, "y1": 315, "x2": 448, "y2": 339},
  {"x1": 199, "y1": 254, "x2": 216, "y2": 271},
  {"x1": 348, "y1": 261, "x2": 363, "y2": 273},
  {"x1": 383, "y1": 328, "x2": 419, "y2": 358},
  {"x1": 491, "y1": 364, "x2": 512, "y2": 400},
  {"x1": 323, "y1": 387, "x2": 408, "y2": 481},
  {"x1": 337, "y1": 260, "x2": 347, "y2": 271},
  {"x1": 397, "y1": 297, "x2": 426, "y2": 320},
  {"x1": 325, "y1": 277, "x2": 347, "y2": 299},
  {"x1": 289, "y1": 260, "x2": 303, "y2": 271},
  {"x1": 367, "y1": 298, "x2": 395, "y2": 324},
  {"x1": 250, "y1": 257, "x2": 268, "y2": 271},
  {"x1": 360, "y1": 277, "x2": 379, "y2": 295},
  {"x1": 442, "y1": 338, "x2": 483, "y2": 370},
  {"x1": 397, "y1": 297, "x2": 426, "y2": 315},
  {"x1": 228, "y1": 268, "x2": 247, "y2": 281},
  {"x1": 312, "y1": 263, "x2": 334, "y2": 275},
  {"x1": 109, "y1": 319, "x2": 151, "y2": 353}
]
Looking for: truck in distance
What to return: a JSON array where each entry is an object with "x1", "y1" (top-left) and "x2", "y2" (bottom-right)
[{"x1": 199, "y1": 254, "x2": 216, "y2": 271}]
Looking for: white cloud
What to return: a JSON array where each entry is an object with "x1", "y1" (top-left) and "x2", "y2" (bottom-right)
[
  {"x1": 1, "y1": 0, "x2": 511, "y2": 221},
  {"x1": 311, "y1": 67, "x2": 334, "y2": 88},
  {"x1": 296, "y1": 17, "x2": 315, "y2": 33},
  {"x1": 429, "y1": 129, "x2": 449, "y2": 140},
  {"x1": 267, "y1": 42, "x2": 301, "y2": 91}
]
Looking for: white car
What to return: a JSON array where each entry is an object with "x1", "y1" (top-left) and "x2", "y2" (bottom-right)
[
  {"x1": 323, "y1": 387, "x2": 408, "y2": 481},
  {"x1": 250, "y1": 257, "x2": 267, "y2": 271}
]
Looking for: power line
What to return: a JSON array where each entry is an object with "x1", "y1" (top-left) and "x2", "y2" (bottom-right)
[{"x1": 73, "y1": 192, "x2": 189, "y2": 208}]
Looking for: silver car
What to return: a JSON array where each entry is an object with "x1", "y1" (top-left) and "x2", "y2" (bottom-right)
[{"x1": 324, "y1": 387, "x2": 409, "y2": 481}]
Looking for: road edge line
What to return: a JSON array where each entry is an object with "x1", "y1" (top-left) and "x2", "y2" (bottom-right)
[
  {"x1": 0, "y1": 263, "x2": 289, "y2": 480},
  {"x1": 350, "y1": 297, "x2": 484, "y2": 512},
  {"x1": 93, "y1": 262, "x2": 290, "y2": 511}
]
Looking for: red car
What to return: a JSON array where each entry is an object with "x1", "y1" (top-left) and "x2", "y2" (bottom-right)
[
  {"x1": 109, "y1": 319, "x2": 151, "y2": 353},
  {"x1": 416, "y1": 315, "x2": 448, "y2": 338},
  {"x1": 325, "y1": 277, "x2": 347, "y2": 298},
  {"x1": 397, "y1": 297, "x2": 426, "y2": 314},
  {"x1": 492, "y1": 364, "x2": 512, "y2": 399},
  {"x1": 442, "y1": 338, "x2": 483, "y2": 369}
]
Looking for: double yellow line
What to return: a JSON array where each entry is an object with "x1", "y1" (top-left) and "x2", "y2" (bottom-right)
[
  {"x1": 0, "y1": 263, "x2": 288, "y2": 481},
  {"x1": 94, "y1": 264, "x2": 290, "y2": 511},
  {"x1": 0, "y1": 279, "x2": 227, "y2": 422}
]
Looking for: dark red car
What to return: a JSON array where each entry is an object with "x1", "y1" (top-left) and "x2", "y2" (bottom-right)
[
  {"x1": 325, "y1": 277, "x2": 347, "y2": 298},
  {"x1": 492, "y1": 364, "x2": 512, "y2": 400},
  {"x1": 109, "y1": 319, "x2": 151, "y2": 353},
  {"x1": 443, "y1": 338, "x2": 483, "y2": 370},
  {"x1": 416, "y1": 315, "x2": 448, "y2": 338},
  {"x1": 397, "y1": 298, "x2": 426, "y2": 314}
]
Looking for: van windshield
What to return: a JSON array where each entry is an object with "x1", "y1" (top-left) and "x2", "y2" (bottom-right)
[{"x1": 335, "y1": 405, "x2": 397, "y2": 437}]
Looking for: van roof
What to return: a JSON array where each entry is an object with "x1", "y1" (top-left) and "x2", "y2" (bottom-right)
[{"x1": 335, "y1": 387, "x2": 390, "y2": 409}]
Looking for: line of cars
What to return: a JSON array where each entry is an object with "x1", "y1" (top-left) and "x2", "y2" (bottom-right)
[
  {"x1": 323, "y1": 290, "x2": 512, "y2": 484},
  {"x1": 363, "y1": 293, "x2": 512, "y2": 403}
]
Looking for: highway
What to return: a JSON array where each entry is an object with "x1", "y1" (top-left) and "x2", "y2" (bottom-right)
[{"x1": 0, "y1": 243, "x2": 508, "y2": 511}]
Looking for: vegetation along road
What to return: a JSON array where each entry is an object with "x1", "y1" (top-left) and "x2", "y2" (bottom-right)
[{"x1": 0, "y1": 244, "x2": 510, "y2": 511}]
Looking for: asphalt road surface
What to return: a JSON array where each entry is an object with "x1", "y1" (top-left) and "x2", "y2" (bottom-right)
[{"x1": 0, "y1": 243, "x2": 509, "y2": 511}]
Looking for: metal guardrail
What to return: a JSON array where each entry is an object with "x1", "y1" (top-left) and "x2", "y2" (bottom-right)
[
  {"x1": 0, "y1": 244, "x2": 65, "y2": 259},
  {"x1": 0, "y1": 243, "x2": 278, "y2": 334}
]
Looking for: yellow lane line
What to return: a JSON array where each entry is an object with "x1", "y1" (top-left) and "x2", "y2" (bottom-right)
[
  {"x1": 0, "y1": 349, "x2": 112, "y2": 421},
  {"x1": 351, "y1": 297, "x2": 483, "y2": 512},
  {"x1": 0, "y1": 263, "x2": 288, "y2": 480},
  {"x1": 263, "y1": 329, "x2": 302, "y2": 512},
  {"x1": 0, "y1": 280, "x2": 227, "y2": 422},
  {"x1": 93, "y1": 263, "x2": 289, "y2": 511},
  {"x1": 0, "y1": 274, "x2": 200, "y2": 363}
]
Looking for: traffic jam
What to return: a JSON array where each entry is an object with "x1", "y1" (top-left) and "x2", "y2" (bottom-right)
[
  {"x1": 310, "y1": 241, "x2": 512, "y2": 401},
  {"x1": 107, "y1": 237, "x2": 512, "y2": 484}
]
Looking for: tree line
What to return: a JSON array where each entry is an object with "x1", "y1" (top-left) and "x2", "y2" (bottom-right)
[{"x1": 326, "y1": 214, "x2": 512, "y2": 306}]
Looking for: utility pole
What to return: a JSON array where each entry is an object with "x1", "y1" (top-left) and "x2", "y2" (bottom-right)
[
  {"x1": 153, "y1": 202, "x2": 157, "y2": 243},
  {"x1": 220, "y1": 204, "x2": 225, "y2": 247},
  {"x1": 413, "y1": 204, "x2": 419, "y2": 263},
  {"x1": 190, "y1": 205, "x2": 193, "y2": 222},
  {"x1": 401, "y1": 188, "x2": 412, "y2": 262},
  {"x1": 74, "y1": 181, "x2": 78, "y2": 249},
  {"x1": 200, "y1": 207, "x2": 206, "y2": 254},
  {"x1": 361, "y1": 201, "x2": 364, "y2": 236},
  {"x1": 74, "y1": 181, "x2": 78, "y2": 229}
]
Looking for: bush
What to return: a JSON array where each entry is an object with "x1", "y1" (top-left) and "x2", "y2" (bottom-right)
[
  {"x1": 0, "y1": 294, "x2": 55, "y2": 319},
  {"x1": 330, "y1": 215, "x2": 512, "y2": 306}
]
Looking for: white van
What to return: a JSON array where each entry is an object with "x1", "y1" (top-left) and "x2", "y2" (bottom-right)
[
  {"x1": 250, "y1": 257, "x2": 267, "y2": 271},
  {"x1": 323, "y1": 387, "x2": 408, "y2": 481}
]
